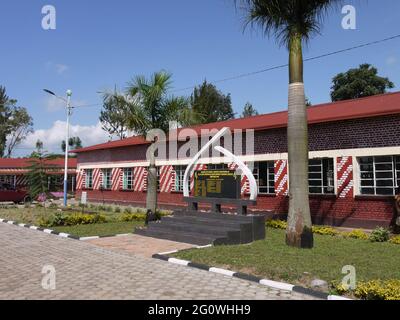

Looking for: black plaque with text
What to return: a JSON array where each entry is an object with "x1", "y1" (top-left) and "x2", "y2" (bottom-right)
[{"x1": 193, "y1": 170, "x2": 240, "y2": 199}]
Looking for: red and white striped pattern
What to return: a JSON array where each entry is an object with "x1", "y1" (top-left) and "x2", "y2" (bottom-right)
[
  {"x1": 275, "y1": 160, "x2": 288, "y2": 196},
  {"x1": 93, "y1": 168, "x2": 102, "y2": 190},
  {"x1": 337, "y1": 156, "x2": 354, "y2": 198},
  {"x1": 228, "y1": 163, "x2": 250, "y2": 195},
  {"x1": 133, "y1": 167, "x2": 147, "y2": 192},
  {"x1": 190, "y1": 164, "x2": 207, "y2": 192},
  {"x1": 76, "y1": 169, "x2": 85, "y2": 190},
  {"x1": 159, "y1": 165, "x2": 174, "y2": 193},
  {"x1": 112, "y1": 168, "x2": 122, "y2": 191}
]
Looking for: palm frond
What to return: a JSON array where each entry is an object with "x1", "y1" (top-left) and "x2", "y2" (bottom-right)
[{"x1": 236, "y1": 0, "x2": 343, "y2": 48}]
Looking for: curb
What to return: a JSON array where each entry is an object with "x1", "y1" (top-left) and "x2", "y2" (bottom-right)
[
  {"x1": 0, "y1": 218, "x2": 131, "y2": 241},
  {"x1": 152, "y1": 252, "x2": 351, "y2": 301}
]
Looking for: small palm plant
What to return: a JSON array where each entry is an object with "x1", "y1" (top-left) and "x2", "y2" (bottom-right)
[{"x1": 104, "y1": 71, "x2": 200, "y2": 213}]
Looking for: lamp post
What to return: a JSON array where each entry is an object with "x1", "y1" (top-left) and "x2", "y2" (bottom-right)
[{"x1": 43, "y1": 89, "x2": 73, "y2": 207}]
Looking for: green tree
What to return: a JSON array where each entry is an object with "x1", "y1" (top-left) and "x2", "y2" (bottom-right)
[
  {"x1": 6, "y1": 107, "x2": 33, "y2": 157},
  {"x1": 191, "y1": 81, "x2": 235, "y2": 123},
  {"x1": 238, "y1": 0, "x2": 343, "y2": 248},
  {"x1": 61, "y1": 137, "x2": 83, "y2": 153},
  {"x1": 331, "y1": 64, "x2": 395, "y2": 102},
  {"x1": 26, "y1": 141, "x2": 57, "y2": 199},
  {"x1": 108, "y1": 71, "x2": 195, "y2": 213},
  {"x1": 241, "y1": 102, "x2": 259, "y2": 118},
  {"x1": 100, "y1": 88, "x2": 130, "y2": 140},
  {"x1": 0, "y1": 86, "x2": 33, "y2": 157}
]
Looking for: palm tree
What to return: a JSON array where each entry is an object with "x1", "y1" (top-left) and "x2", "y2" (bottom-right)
[
  {"x1": 119, "y1": 71, "x2": 195, "y2": 213},
  {"x1": 237, "y1": 0, "x2": 343, "y2": 248}
]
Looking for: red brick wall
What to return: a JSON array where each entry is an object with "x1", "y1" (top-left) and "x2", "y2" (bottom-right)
[{"x1": 76, "y1": 189, "x2": 396, "y2": 228}]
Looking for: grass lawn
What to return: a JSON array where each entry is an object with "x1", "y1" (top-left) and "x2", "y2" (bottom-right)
[
  {"x1": 52, "y1": 221, "x2": 144, "y2": 237},
  {"x1": 173, "y1": 228, "x2": 400, "y2": 288},
  {"x1": 0, "y1": 207, "x2": 145, "y2": 237}
]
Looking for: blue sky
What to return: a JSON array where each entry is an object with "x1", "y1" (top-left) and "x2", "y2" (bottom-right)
[{"x1": 1, "y1": 0, "x2": 400, "y2": 155}]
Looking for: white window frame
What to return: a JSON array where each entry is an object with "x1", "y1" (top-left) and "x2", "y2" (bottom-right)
[
  {"x1": 358, "y1": 155, "x2": 400, "y2": 196},
  {"x1": 174, "y1": 165, "x2": 187, "y2": 192},
  {"x1": 308, "y1": 158, "x2": 335, "y2": 195},
  {"x1": 101, "y1": 168, "x2": 112, "y2": 190},
  {"x1": 253, "y1": 161, "x2": 275, "y2": 195},
  {"x1": 122, "y1": 168, "x2": 133, "y2": 190},
  {"x1": 85, "y1": 169, "x2": 93, "y2": 189}
]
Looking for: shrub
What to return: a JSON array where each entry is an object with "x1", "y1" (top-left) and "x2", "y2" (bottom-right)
[
  {"x1": 114, "y1": 207, "x2": 121, "y2": 213},
  {"x1": 64, "y1": 213, "x2": 107, "y2": 226},
  {"x1": 48, "y1": 203, "x2": 58, "y2": 209},
  {"x1": 124, "y1": 207, "x2": 133, "y2": 214},
  {"x1": 343, "y1": 229, "x2": 369, "y2": 240},
  {"x1": 97, "y1": 205, "x2": 106, "y2": 211},
  {"x1": 119, "y1": 213, "x2": 146, "y2": 222},
  {"x1": 369, "y1": 227, "x2": 390, "y2": 243},
  {"x1": 266, "y1": 220, "x2": 287, "y2": 230},
  {"x1": 389, "y1": 235, "x2": 400, "y2": 245},
  {"x1": 37, "y1": 212, "x2": 106, "y2": 227},
  {"x1": 312, "y1": 226, "x2": 339, "y2": 236},
  {"x1": 105, "y1": 205, "x2": 113, "y2": 212},
  {"x1": 354, "y1": 280, "x2": 400, "y2": 300}
]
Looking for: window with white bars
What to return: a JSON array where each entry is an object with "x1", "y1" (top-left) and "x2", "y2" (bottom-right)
[
  {"x1": 207, "y1": 163, "x2": 228, "y2": 170},
  {"x1": 85, "y1": 169, "x2": 93, "y2": 189},
  {"x1": 174, "y1": 165, "x2": 187, "y2": 192},
  {"x1": 122, "y1": 168, "x2": 133, "y2": 190},
  {"x1": 253, "y1": 162, "x2": 275, "y2": 194},
  {"x1": 359, "y1": 156, "x2": 400, "y2": 196},
  {"x1": 308, "y1": 158, "x2": 335, "y2": 194},
  {"x1": 101, "y1": 169, "x2": 112, "y2": 189},
  {"x1": 0, "y1": 175, "x2": 16, "y2": 187}
]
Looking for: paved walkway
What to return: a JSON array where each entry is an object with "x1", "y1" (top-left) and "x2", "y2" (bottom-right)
[
  {"x1": 87, "y1": 234, "x2": 194, "y2": 258},
  {"x1": 0, "y1": 223, "x2": 316, "y2": 300}
]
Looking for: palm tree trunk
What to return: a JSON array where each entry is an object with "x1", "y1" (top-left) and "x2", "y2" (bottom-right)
[
  {"x1": 286, "y1": 33, "x2": 313, "y2": 248},
  {"x1": 146, "y1": 142, "x2": 158, "y2": 213}
]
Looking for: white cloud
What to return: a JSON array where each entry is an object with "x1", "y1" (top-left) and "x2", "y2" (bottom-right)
[
  {"x1": 45, "y1": 61, "x2": 70, "y2": 75},
  {"x1": 17, "y1": 121, "x2": 110, "y2": 155},
  {"x1": 386, "y1": 56, "x2": 397, "y2": 66},
  {"x1": 55, "y1": 64, "x2": 69, "y2": 74}
]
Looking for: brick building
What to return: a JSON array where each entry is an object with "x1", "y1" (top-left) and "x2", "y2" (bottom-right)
[
  {"x1": 0, "y1": 158, "x2": 77, "y2": 192},
  {"x1": 73, "y1": 92, "x2": 400, "y2": 228}
]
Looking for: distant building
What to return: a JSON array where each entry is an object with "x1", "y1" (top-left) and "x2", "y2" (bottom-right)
[
  {"x1": 0, "y1": 158, "x2": 77, "y2": 192},
  {"x1": 72, "y1": 92, "x2": 400, "y2": 228}
]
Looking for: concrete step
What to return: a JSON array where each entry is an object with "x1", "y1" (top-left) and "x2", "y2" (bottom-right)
[
  {"x1": 157, "y1": 216, "x2": 243, "y2": 231},
  {"x1": 134, "y1": 227, "x2": 225, "y2": 246},
  {"x1": 174, "y1": 209, "x2": 263, "y2": 223},
  {"x1": 147, "y1": 220, "x2": 241, "y2": 241}
]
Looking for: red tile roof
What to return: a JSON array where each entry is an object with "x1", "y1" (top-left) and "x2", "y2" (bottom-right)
[
  {"x1": 0, "y1": 158, "x2": 77, "y2": 169},
  {"x1": 72, "y1": 91, "x2": 400, "y2": 154}
]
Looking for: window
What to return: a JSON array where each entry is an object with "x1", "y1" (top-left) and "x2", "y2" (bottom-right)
[
  {"x1": 207, "y1": 163, "x2": 228, "y2": 170},
  {"x1": 308, "y1": 158, "x2": 335, "y2": 194},
  {"x1": 0, "y1": 175, "x2": 16, "y2": 186},
  {"x1": 359, "y1": 156, "x2": 400, "y2": 196},
  {"x1": 101, "y1": 169, "x2": 112, "y2": 189},
  {"x1": 253, "y1": 162, "x2": 275, "y2": 194},
  {"x1": 122, "y1": 168, "x2": 133, "y2": 190},
  {"x1": 174, "y1": 165, "x2": 187, "y2": 192},
  {"x1": 85, "y1": 169, "x2": 93, "y2": 189}
]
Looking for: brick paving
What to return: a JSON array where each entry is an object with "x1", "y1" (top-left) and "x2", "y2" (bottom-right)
[
  {"x1": 87, "y1": 234, "x2": 194, "y2": 258},
  {"x1": 0, "y1": 223, "x2": 317, "y2": 300}
]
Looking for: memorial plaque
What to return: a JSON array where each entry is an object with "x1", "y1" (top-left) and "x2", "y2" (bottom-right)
[{"x1": 193, "y1": 170, "x2": 240, "y2": 199}]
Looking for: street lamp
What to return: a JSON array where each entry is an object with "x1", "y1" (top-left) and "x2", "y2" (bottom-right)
[{"x1": 43, "y1": 89, "x2": 73, "y2": 207}]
